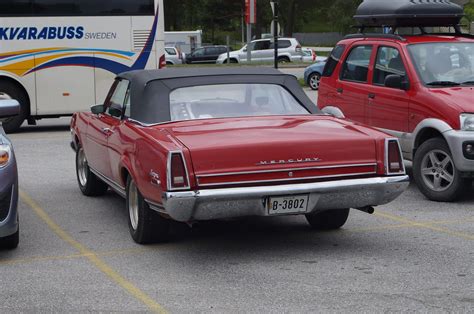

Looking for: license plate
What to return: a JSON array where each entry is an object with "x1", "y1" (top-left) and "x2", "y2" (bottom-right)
[{"x1": 267, "y1": 195, "x2": 309, "y2": 215}]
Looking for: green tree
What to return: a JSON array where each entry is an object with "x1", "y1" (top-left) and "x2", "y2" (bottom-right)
[{"x1": 327, "y1": 0, "x2": 362, "y2": 34}]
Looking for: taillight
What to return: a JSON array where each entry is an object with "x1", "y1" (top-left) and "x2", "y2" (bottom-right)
[
  {"x1": 177, "y1": 48, "x2": 182, "y2": 60},
  {"x1": 167, "y1": 152, "x2": 190, "y2": 190},
  {"x1": 159, "y1": 54, "x2": 166, "y2": 69},
  {"x1": 295, "y1": 44, "x2": 302, "y2": 52},
  {"x1": 385, "y1": 139, "x2": 405, "y2": 175},
  {"x1": 312, "y1": 49, "x2": 316, "y2": 62}
]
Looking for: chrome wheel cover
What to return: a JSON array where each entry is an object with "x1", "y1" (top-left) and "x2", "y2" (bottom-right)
[
  {"x1": 309, "y1": 74, "x2": 320, "y2": 90},
  {"x1": 421, "y1": 149, "x2": 455, "y2": 192},
  {"x1": 77, "y1": 148, "x2": 88, "y2": 187},
  {"x1": 128, "y1": 180, "x2": 139, "y2": 231}
]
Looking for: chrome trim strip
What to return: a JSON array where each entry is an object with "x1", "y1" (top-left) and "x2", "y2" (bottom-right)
[
  {"x1": 197, "y1": 163, "x2": 377, "y2": 178},
  {"x1": 167, "y1": 150, "x2": 191, "y2": 191},
  {"x1": 162, "y1": 175, "x2": 410, "y2": 222},
  {"x1": 384, "y1": 138, "x2": 406, "y2": 176},
  {"x1": 145, "y1": 199, "x2": 167, "y2": 214},
  {"x1": 197, "y1": 171, "x2": 377, "y2": 187},
  {"x1": 89, "y1": 168, "x2": 126, "y2": 197}
]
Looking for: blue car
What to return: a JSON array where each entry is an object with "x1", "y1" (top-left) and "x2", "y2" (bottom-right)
[
  {"x1": 303, "y1": 61, "x2": 327, "y2": 90},
  {"x1": 0, "y1": 100, "x2": 19, "y2": 249}
]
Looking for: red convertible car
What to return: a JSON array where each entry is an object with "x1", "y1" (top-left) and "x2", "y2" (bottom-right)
[{"x1": 70, "y1": 68, "x2": 409, "y2": 244}]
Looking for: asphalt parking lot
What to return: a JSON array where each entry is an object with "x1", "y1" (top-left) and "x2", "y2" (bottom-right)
[{"x1": 1, "y1": 101, "x2": 473, "y2": 312}]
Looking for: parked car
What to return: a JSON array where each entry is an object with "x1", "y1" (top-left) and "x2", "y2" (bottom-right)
[
  {"x1": 70, "y1": 68, "x2": 409, "y2": 244},
  {"x1": 318, "y1": 0, "x2": 473, "y2": 202},
  {"x1": 304, "y1": 61, "x2": 327, "y2": 90},
  {"x1": 302, "y1": 48, "x2": 316, "y2": 63},
  {"x1": 185, "y1": 46, "x2": 230, "y2": 64},
  {"x1": 165, "y1": 47, "x2": 185, "y2": 65},
  {"x1": 216, "y1": 38, "x2": 303, "y2": 64},
  {"x1": 0, "y1": 99, "x2": 20, "y2": 249}
]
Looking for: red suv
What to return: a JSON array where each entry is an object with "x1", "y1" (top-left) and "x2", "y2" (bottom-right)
[{"x1": 318, "y1": 33, "x2": 474, "y2": 202}]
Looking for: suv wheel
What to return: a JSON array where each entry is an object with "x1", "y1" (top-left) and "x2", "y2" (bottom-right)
[
  {"x1": 278, "y1": 56, "x2": 290, "y2": 63},
  {"x1": 413, "y1": 138, "x2": 466, "y2": 202}
]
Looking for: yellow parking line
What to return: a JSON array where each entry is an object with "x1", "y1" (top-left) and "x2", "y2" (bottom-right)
[
  {"x1": 375, "y1": 211, "x2": 474, "y2": 241},
  {"x1": 0, "y1": 247, "x2": 148, "y2": 266},
  {"x1": 20, "y1": 190, "x2": 167, "y2": 314},
  {"x1": 350, "y1": 217, "x2": 474, "y2": 233}
]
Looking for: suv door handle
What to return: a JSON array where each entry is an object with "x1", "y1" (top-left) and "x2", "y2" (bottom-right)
[
  {"x1": 368, "y1": 93, "x2": 376, "y2": 99},
  {"x1": 337, "y1": 88, "x2": 343, "y2": 94}
]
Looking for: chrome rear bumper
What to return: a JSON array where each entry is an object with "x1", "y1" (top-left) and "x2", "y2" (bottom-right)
[{"x1": 157, "y1": 176, "x2": 409, "y2": 222}]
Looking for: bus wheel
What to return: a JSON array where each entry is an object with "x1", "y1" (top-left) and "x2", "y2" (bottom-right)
[{"x1": 0, "y1": 81, "x2": 28, "y2": 133}]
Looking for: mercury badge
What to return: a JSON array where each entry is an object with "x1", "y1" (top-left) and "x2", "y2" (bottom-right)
[{"x1": 257, "y1": 157, "x2": 321, "y2": 166}]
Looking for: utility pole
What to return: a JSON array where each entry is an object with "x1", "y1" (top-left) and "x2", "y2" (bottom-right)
[
  {"x1": 245, "y1": 0, "x2": 256, "y2": 63},
  {"x1": 271, "y1": 0, "x2": 279, "y2": 69},
  {"x1": 241, "y1": 7, "x2": 245, "y2": 44}
]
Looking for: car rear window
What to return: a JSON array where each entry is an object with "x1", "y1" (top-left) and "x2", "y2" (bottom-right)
[
  {"x1": 322, "y1": 44, "x2": 345, "y2": 77},
  {"x1": 169, "y1": 84, "x2": 309, "y2": 121},
  {"x1": 278, "y1": 40, "x2": 292, "y2": 49},
  {"x1": 165, "y1": 48, "x2": 177, "y2": 55}
]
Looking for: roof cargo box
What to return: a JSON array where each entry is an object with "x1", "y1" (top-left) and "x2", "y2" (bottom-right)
[{"x1": 354, "y1": 0, "x2": 464, "y2": 28}]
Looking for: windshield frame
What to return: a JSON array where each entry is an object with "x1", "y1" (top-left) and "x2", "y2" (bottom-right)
[{"x1": 407, "y1": 41, "x2": 474, "y2": 88}]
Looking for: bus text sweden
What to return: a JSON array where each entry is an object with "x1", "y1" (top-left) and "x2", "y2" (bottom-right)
[{"x1": 0, "y1": 27, "x2": 118, "y2": 41}]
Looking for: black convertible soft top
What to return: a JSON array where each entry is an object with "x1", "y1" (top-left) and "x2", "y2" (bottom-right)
[{"x1": 118, "y1": 68, "x2": 318, "y2": 124}]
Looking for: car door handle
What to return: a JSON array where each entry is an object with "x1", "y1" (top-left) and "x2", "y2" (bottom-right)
[
  {"x1": 337, "y1": 88, "x2": 343, "y2": 94},
  {"x1": 101, "y1": 127, "x2": 114, "y2": 135},
  {"x1": 368, "y1": 93, "x2": 376, "y2": 99}
]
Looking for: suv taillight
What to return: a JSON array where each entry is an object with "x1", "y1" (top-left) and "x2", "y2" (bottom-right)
[
  {"x1": 295, "y1": 44, "x2": 302, "y2": 52},
  {"x1": 385, "y1": 139, "x2": 405, "y2": 175},
  {"x1": 168, "y1": 152, "x2": 190, "y2": 190},
  {"x1": 159, "y1": 54, "x2": 166, "y2": 69}
]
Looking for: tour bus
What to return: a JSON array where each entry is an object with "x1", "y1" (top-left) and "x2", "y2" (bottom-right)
[{"x1": 0, "y1": 0, "x2": 165, "y2": 132}]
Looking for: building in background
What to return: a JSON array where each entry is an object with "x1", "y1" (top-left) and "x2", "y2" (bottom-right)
[{"x1": 165, "y1": 30, "x2": 202, "y2": 54}]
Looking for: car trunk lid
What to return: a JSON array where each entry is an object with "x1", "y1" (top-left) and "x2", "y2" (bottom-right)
[{"x1": 162, "y1": 116, "x2": 378, "y2": 187}]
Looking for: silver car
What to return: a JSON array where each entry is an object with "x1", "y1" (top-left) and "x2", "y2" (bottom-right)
[
  {"x1": 165, "y1": 47, "x2": 185, "y2": 65},
  {"x1": 0, "y1": 99, "x2": 19, "y2": 249},
  {"x1": 216, "y1": 38, "x2": 303, "y2": 64}
]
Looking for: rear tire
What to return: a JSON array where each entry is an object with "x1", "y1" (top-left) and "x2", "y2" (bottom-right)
[
  {"x1": 278, "y1": 56, "x2": 290, "y2": 63},
  {"x1": 0, "y1": 229, "x2": 19, "y2": 250},
  {"x1": 126, "y1": 177, "x2": 170, "y2": 244},
  {"x1": 305, "y1": 209, "x2": 349, "y2": 230},
  {"x1": 0, "y1": 80, "x2": 28, "y2": 133},
  {"x1": 413, "y1": 138, "x2": 466, "y2": 202},
  {"x1": 76, "y1": 145, "x2": 108, "y2": 196}
]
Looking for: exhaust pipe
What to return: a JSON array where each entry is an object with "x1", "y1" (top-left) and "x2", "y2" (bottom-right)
[{"x1": 355, "y1": 206, "x2": 375, "y2": 214}]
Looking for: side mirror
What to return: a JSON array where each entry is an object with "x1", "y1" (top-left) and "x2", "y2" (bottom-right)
[
  {"x1": 385, "y1": 74, "x2": 409, "y2": 90},
  {"x1": 0, "y1": 99, "x2": 20, "y2": 121},
  {"x1": 243, "y1": 47, "x2": 247, "y2": 52},
  {"x1": 91, "y1": 104, "x2": 105, "y2": 115}
]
